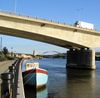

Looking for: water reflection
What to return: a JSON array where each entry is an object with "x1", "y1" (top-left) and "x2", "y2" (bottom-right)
[
  {"x1": 37, "y1": 87, "x2": 47, "y2": 98},
  {"x1": 66, "y1": 69, "x2": 96, "y2": 98},
  {"x1": 24, "y1": 85, "x2": 48, "y2": 98}
]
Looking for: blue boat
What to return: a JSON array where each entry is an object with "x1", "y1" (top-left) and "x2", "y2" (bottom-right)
[{"x1": 22, "y1": 62, "x2": 48, "y2": 89}]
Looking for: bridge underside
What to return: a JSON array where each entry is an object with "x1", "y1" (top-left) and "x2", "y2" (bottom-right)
[{"x1": 0, "y1": 27, "x2": 86, "y2": 49}]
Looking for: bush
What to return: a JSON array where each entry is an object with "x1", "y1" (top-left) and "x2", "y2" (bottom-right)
[
  {"x1": 0, "y1": 52, "x2": 7, "y2": 61},
  {"x1": 7, "y1": 56, "x2": 15, "y2": 60}
]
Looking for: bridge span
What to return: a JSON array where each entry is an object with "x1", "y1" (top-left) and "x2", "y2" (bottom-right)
[{"x1": 0, "y1": 11, "x2": 100, "y2": 69}]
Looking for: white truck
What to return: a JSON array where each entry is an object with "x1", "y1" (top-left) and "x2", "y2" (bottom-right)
[{"x1": 74, "y1": 21, "x2": 94, "y2": 30}]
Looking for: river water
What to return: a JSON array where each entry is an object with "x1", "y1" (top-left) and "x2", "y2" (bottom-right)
[{"x1": 22, "y1": 58, "x2": 100, "y2": 98}]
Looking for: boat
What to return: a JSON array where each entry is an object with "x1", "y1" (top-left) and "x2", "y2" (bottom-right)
[{"x1": 22, "y1": 62, "x2": 48, "y2": 89}]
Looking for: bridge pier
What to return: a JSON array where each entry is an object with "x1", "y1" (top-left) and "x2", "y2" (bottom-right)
[{"x1": 67, "y1": 48, "x2": 96, "y2": 69}]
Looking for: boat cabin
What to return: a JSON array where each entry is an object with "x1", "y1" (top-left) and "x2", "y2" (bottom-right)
[{"x1": 26, "y1": 62, "x2": 39, "y2": 70}]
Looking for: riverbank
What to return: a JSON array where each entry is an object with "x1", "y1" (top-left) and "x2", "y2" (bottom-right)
[{"x1": 0, "y1": 60, "x2": 15, "y2": 74}]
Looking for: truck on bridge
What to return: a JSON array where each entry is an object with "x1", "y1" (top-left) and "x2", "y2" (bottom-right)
[{"x1": 74, "y1": 21, "x2": 94, "y2": 30}]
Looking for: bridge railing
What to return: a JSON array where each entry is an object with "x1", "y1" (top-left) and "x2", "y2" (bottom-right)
[{"x1": 0, "y1": 58, "x2": 22, "y2": 98}]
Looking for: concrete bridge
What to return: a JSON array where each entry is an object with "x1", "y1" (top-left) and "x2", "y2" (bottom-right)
[{"x1": 0, "y1": 11, "x2": 100, "y2": 69}]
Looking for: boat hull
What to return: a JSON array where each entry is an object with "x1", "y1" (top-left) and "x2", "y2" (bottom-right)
[{"x1": 22, "y1": 68, "x2": 48, "y2": 89}]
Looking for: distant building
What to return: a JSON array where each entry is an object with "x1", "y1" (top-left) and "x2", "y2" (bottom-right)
[
  {"x1": 33, "y1": 50, "x2": 35, "y2": 56},
  {"x1": 15, "y1": 53, "x2": 33, "y2": 59}
]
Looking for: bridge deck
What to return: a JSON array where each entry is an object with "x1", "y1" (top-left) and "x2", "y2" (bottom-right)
[{"x1": 0, "y1": 11, "x2": 100, "y2": 48}]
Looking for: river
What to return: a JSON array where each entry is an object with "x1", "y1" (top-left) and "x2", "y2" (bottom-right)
[{"x1": 22, "y1": 58, "x2": 100, "y2": 98}]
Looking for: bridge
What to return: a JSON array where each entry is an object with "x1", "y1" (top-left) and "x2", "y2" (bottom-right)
[{"x1": 0, "y1": 11, "x2": 100, "y2": 69}]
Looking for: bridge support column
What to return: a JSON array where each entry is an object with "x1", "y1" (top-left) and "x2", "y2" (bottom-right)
[{"x1": 67, "y1": 48, "x2": 96, "y2": 69}]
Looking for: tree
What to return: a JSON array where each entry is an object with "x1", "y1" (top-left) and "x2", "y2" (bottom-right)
[{"x1": 3, "y1": 47, "x2": 9, "y2": 55}]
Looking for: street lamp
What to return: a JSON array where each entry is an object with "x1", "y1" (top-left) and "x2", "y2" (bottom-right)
[{"x1": 14, "y1": 0, "x2": 17, "y2": 13}]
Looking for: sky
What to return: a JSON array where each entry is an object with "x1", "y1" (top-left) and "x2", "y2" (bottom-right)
[{"x1": 0, "y1": 0, "x2": 100, "y2": 54}]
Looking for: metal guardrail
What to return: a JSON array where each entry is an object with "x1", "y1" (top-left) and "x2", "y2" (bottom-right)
[{"x1": 0, "y1": 58, "x2": 22, "y2": 98}]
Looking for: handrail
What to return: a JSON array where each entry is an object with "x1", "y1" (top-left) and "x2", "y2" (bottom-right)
[
  {"x1": 12, "y1": 58, "x2": 22, "y2": 98},
  {"x1": 0, "y1": 58, "x2": 22, "y2": 98}
]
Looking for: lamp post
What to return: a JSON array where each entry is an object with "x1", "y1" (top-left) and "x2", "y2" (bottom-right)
[
  {"x1": 76, "y1": 8, "x2": 84, "y2": 20},
  {"x1": 14, "y1": 0, "x2": 17, "y2": 13}
]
